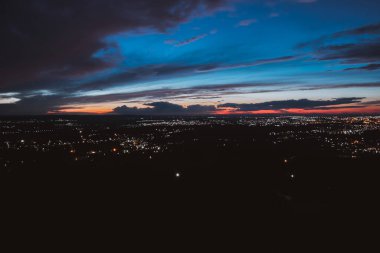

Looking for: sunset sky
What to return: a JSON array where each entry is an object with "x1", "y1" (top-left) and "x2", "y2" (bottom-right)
[{"x1": 1, "y1": 0, "x2": 380, "y2": 115}]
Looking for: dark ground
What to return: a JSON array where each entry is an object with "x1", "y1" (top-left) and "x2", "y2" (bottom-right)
[{"x1": 1, "y1": 116, "x2": 379, "y2": 250}]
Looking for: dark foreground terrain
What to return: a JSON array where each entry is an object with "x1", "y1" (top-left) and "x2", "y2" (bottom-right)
[{"x1": 2, "y1": 115, "x2": 380, "y2": 249}]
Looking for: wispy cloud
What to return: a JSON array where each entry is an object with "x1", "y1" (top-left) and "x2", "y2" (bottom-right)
[
  {"x1": 301, "y1": 82, "x2": 380, "y2": 91},
  {"x1": 295, "y1": 0, "x2": 317, "y2": 3},
  {"x1": 344, "y1": 64, "x2": 380, "y2": 71},
  {"x1": 164, "y1": 39, "x2": 177, "y2": 45},
  {"x1": 0, "y1": 92, "x2": 21, "y2": 104},
  {"x1": 220, "y1": 97, "x2": 364, "y2": 111},
  {"x1": 265, "y1": 0, "x2": 317, "y2": 5},
  {"x1": 269, "y1": 12, "x2": 280, "y2": 18},
  {"x1": 237, "y1": 19, "x2": 257, "y2": 27},
  {"x1": 196, "y1": 55, "x2": 298, "y2": 73},
  {"x1": 315, "y1": 39, "x2": 380, "y2": 64},
  {"x1": 297, "y1": 22, "x2": 380, "y2": 49},
  {"x1": 297, "y1": 22, "x2": 380, "y2": 71},
  {"x1": 174, "y1": 34, "x2": 208, "y2": 47},
  {"x1": 210, "y1": 29, "x2": 218, "y2": 34}
]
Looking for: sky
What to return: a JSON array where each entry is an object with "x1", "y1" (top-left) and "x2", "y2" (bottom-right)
[{"x1": 0, "y1": 0, "x2": 380, "y2": 115}]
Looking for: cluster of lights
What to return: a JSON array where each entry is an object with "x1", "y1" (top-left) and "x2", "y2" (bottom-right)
[{"x1": 1, "y1": 116, "x2": 379, "y2": 169}]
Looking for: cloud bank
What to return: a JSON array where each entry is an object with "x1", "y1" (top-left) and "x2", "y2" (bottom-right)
[
  {"x1": 0, "y1": 0, "x2": 229, "y2": 92},
  {"x1": 113, "y1": 102, "x2": 216, "y2": 115},
  {"x1": 110, "y1": 97, "x2": 374, "y2": 116}
]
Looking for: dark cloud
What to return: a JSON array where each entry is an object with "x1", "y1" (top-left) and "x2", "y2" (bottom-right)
[
  {"x1": 76, "y1": 57, "x2": 295, "y2": 91},
  {"x1": 0, "y1": 95, "x2": 63, "y2": 115},
  {"x1": 219, "y1": 97, "x2": 364, "y2": 111},
  {"x1": 186, "y1": 104, "x2": 218, "y2": 112},
  {"x1": 0, "y1": 0, "x2": 228, "y2": 92},
  {"x1": 113, "y1": 102, "x2": 216, "y2": 115},
  {"x1": 297, "y1": 22, "x2": 380, "y2": 48},
  {"x1": 315, "y1": 39, "x2": 380, "y2": 64},
  {"x1": 112, "y1": 97, "x2": 366, "y2": 115},
  {"x1": 344, "y1": 63, "x2": 380, "y2": 71},
  {"x1": 334, "y1": 22, "x2": 380, "y2": 37},
  {"x1": 360, "y1": 100, "x2": 380, "y2": 106},
  {"x1": 297, "y1": 22, "x2": 380, "y2": 69}
]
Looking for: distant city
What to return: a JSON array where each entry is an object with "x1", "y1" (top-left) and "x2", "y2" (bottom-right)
[{"x1": 2, "y1": 116, "x2": 379, "y2": 173}]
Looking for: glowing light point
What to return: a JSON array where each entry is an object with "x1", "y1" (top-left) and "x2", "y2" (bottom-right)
[{"x1": 175, "y1": 172, "x2": 181, "y2": 178}]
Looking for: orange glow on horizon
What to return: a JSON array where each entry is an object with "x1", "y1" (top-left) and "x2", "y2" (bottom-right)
[
  {"x1": 49, "y1": 105, "x2": 380, "y2": 115},
  {"x1": 215, "y1": 109, "x2": 281, "y2": 115},
  {"x1": 50, "y1": 107, "x2": 113, "y2": 114}
]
